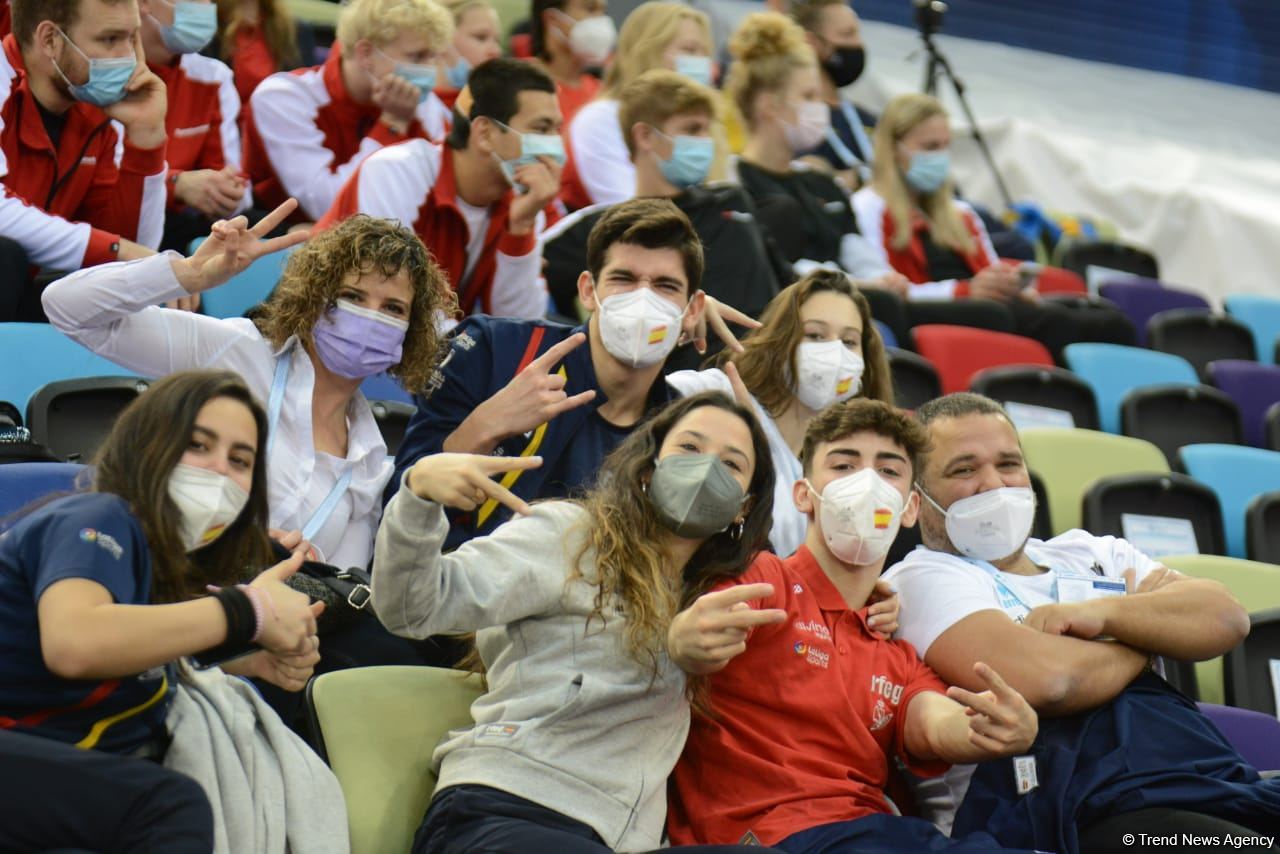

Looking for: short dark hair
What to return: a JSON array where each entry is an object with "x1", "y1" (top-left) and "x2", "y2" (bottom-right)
[
  {"x1": 914, "y1": 392, "x2": 1015, "y2": 474},
  {"x1": 446, "y1": 58, "x2": 556, "y2": 149},
  {"x1": 529, "y1": 0, "x2": 567, "y2": 59},
  {"x1": 585, "y1": 198, "x2": 705, "y2": 294},
  {"x1": 790, "y1": 0, "x2": 846, "y2": 35},
  {"x1": 12, "y1": 0, "x2": 131, "y2": 46},
  {"x1": 801, "y1": 398, "x2": 929, "y2": 476}
]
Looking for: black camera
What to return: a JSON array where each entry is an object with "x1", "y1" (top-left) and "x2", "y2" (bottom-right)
[{"x1": 914, "y1": 0, "x2": 947, "y2": 37}]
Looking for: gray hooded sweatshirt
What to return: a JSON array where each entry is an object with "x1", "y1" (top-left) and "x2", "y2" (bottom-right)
[{"x1": 372, "y1": 481, "x2": 689, "y2": 852}]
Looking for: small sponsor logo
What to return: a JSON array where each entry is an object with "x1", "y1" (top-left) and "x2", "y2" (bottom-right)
[
  {"x1": 793, "y1": 641, "x2": 808, "y2": 656},
  {"x1": 794, "y1": 640, "x2": 830, "y2": 668},
  {"x1": 792, "y1": 583, "x2": 803, "y2": 594},
  {"x1": 793, "y1": 619, "x2": 832, "y2": 641},
  {"x1": 79, "y1": 528, "x2": 123, "y2": 560},
  {"x1": 870, "y1": 673, "x2": 905, "y2": 705},
  {"x1": 870, "y1": 697, "x2": 893, "y2": 732},
  {"x1": 480, "y1": 723, "x2": 519, "y2": 738}
]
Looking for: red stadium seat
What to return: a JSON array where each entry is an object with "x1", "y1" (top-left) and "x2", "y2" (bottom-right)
[
  {"x1": 510, "y1": 33, "x2": 533, "y2": 59},
  {"x1": 912, "y1": 325, "x2": 1055, "y2": 395},
  {"x1": 1034, "y1": 266, "x2": 1088, "y2": 295}
]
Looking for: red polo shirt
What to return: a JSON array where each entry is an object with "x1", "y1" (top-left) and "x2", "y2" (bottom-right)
[{"x1": 667, "y1": 546, "x2": 949, "y2": 847}]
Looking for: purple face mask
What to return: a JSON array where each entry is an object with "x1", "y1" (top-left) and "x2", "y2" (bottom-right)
[{"x1": 312, "y1": 300, "x2": 409, "y2": 379}]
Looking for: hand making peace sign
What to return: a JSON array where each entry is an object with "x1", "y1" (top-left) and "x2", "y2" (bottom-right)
[
  {"x1": 170, "y1": 199, "x2": 312, "y2": 296},
  {"x1": 406, "y1": 452, "x2": 546, "y2": 517}
]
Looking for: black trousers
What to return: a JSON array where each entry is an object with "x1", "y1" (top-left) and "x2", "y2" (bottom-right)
[
  {"x1": 0, "y1": 236, "x2": 36, "y2": 323},
  {"x1": 417, "y1": 784, "x2": 780, "y2": 854},
  {"x1": 1080, "y1": 807, "x2": 1278, "y2": 851},
  {"x1": 0, "y1": 730, "x2": 213, "y2": 854}
]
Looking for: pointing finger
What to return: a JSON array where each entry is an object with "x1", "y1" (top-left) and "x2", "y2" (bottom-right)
[
  {"x1": 477, "y1": 475, "x2": 533, "y2": 516},
  {"x1": 528, "y1": 333, "x2": 587, "y2": 373},
  {"x1": 722, "y1": 362, "x2": 755, "y2": 409},
  {"x1": 477, "y1": 454, "x2": 544, "y2": 475},
  {"x1": 699, "y1": 582, "x2": 775, "y2": 609},
  {"x1": 251, "y1": 199, "x2": 300, "y2": 237}
]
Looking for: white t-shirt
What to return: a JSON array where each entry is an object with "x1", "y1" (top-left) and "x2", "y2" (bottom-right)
[
  {"x1": 665, "y1": 368, "x2": 807, "y2": 557},
  {"x1": 567, "y1": 99, "x2": 635, "y2": 207},
  {"x1": 455, "y1": 197, "x2": 492, "y2": 289},
  {"x1": 881, "y1": 530, "x2": 1161, "y2": 833}
]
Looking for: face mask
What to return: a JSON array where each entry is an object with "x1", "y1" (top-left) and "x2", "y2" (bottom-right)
[
  {"x1": 375, "y1": 48, "x2": 438, "y2": 102},
  {"x1": 674, "y1": 53, "x2": 713, "y2": 87},
  {"x1": 919, "y1": 485, "x2": 1035, "y2": 562},
  {"x1": 151, "y1": 0, "x2": 218, "y2": 54},
  {"x1": 312, "y1": 299, "x2": 409, "y2": 379},
  {"x1": 168, "y1": 462, "x2": 250, "y2": 553},
  {"x1": 782, "y1": 99, "x2": 831, "y2": 153},
  {"x1": 445, "y1": 55, "x2": 472, "y2": 90},
  {"x1": 822, "y1": 45, "x2": 866, "y2": 88},
  {"x1": 491, "y1": 120, "x2": 567, "y2": 193},
  {"x1": 551, "y1": 10, "x2": 617, "y2": 66},
  {"x1": 793, "y1": 340, "x2": 864, "y2": 412},
  {"x1": 53, "y1": 28, "x2": 136, "y2": 107},
  {"x1": 649, "y1": 453, "x2": 746, "y2": 539},
  {"x1": 903, "y1": 149, "x2": 950, "y2": 194},
  {"x1": 651, "y1": 127, "x2": 714, "y2": 189},
  {"x1": 594, "y1": 285, "x2": 687, "y2": 368},
  {"x1": 807, "y1": 468, "x2": 904, "y2": 565}
]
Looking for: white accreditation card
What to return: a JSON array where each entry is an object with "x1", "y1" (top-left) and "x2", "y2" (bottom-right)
[{"x1": 1056, "y1": 574, "x2": 1127, "y2": 604}]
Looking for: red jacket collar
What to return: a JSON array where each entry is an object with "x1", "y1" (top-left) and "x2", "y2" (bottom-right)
[
  {"x1": 321, "y1": 42, "x2": 380, "y2": 124},
  {"x1": 790, "y1": 545, "x2": 876, "y2": 633},
  {"x1": 430, "y1": 145, "x2": 516, "y2": 224},
  {"x1": 3, "y1": 34, "x2": 105, "y2": 155}
]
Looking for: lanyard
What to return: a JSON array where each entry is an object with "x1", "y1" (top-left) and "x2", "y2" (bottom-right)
[
  {"x1": 266, "y1": 352, "x2": 354, "y2": 542},
  {"x1": 963, "y1": 552, "x2": 1095, "y2": 614},
  {"x1": 824, "y1": 101, "x2": 874, "y2": 180}
]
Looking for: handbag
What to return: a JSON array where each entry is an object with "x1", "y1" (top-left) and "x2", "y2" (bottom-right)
[{"x1": 269, "y1": 542, "x2": 375, "y2": 630}]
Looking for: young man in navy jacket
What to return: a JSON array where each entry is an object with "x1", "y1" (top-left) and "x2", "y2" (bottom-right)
[{"x1": 391, "y1": 197, "x2": 730, "y2": 550}]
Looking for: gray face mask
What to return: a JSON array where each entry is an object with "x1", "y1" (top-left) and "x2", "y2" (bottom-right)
[{"x1": 649, "y1": 453, "x2": 746, "y2": 539}]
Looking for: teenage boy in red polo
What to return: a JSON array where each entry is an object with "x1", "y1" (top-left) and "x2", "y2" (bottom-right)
[
  {"x1": 667, "y1": 396, "x2": 1039, "y2": 852},
  {"x1": 317, "y1": 58, "x2": 561, "y2": 318}
]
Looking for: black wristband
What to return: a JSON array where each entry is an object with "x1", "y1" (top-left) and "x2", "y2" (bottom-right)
[{"x1": 194, "y1": 587, "x2": 257, "y2": 667}]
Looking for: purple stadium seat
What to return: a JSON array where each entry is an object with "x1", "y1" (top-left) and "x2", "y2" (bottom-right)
[
  {"x1": 1197, "y1": 703, "x2": 1280, "y2": 772},
  {"x1": 1207, "y1": 360, "x2": 1280, "y2": 447},
  {"x1": 1097, "y1": 280, "x2": 1210, "y2": 346}
]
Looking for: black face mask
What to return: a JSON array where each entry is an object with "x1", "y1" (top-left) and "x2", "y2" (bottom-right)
[{"x1": 822, "y1": 45, "x2": 866, "y2": 88}]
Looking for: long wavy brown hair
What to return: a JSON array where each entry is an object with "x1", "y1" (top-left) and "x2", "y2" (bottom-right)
[
  {"x1": 92, "y1": 371, "x2": 275, "y2": 605},
  {"x1": 215, "y1": 0, "x2": 301, "y2": 69},
  {"x1": 722, "y1": 269, "x2": 892, "y2": 416},
  {"x1": 253, "y1": 215, "x2": 456, "y2": 394},
  {"x1": 570, "y1": 392, "x2": 775, "y2": 705}
]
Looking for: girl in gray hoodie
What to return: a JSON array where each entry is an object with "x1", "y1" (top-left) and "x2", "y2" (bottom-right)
[{"x1": 372, "y1": 391, "x2": 780, "y2": 853}]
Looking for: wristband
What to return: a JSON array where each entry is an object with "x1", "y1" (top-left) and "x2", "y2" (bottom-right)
[
  {"x1": 238, "y1": 584, "x2": 265, "y2": 643},
  {"x1": 209, "y1": 586, "x2": 256, "y2": 648}
]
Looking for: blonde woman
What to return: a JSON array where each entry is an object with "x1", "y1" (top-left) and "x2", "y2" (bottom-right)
[
  {"x1": 560, "y1": 2, "x2": 717, "y2": 209},
  {"x1": 667, "y1": 269, "x2": 892, "y2": 557},
  {"x1": 853, "y1": 93, "x2": 1135, "y2": 356},
  {"x1": 433, "y1": 0, "x2": 503, "y2": 110}
]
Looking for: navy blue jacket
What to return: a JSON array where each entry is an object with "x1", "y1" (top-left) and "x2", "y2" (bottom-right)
[
  {"x1": 389, "y1": 315, "x2": 676, "y2": 550},
  {"x1": 954, "y1": 673, "x2": 1280, "y2": 852}
]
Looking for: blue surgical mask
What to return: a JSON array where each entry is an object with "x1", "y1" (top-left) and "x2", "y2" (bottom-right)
[
  {"x1": 53, "y1": 28, "x2": 136, "y2": 107},
  {"x1": 652, "y1": 127, "x2": 713, "y2": 189},
  {"x1": 674, "y1": 54, "x2": 713, "y2": 88},
  {"x1": 153, "y1": 1, "x2": 218, "y2": 54},
  {"x1": 444, "y1": 56, "x2": 471, "y2": 90},
  {"x1": 376, "y1": 48, "x2": 438, "y2": 103},
  {"x1": 903, "y1": 149, "x2": 950, "y2": 194},
  {"x1": 491, "y1": 119, "x2": 566, "y2": 192}
]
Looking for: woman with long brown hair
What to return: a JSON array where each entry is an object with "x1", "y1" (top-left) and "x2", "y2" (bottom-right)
[
  {"x1": 0, "y1": 370, "x2": 320, "y2": 758},
  {"x1": 212, "y1": 0, "x2": 310, "y2": 103},
  {"x1": 667, "y1": 269, "x2": 892, "y2": 558},
  {"x1": 374, "y1": 391, "x2": 780, "y2": 853}
]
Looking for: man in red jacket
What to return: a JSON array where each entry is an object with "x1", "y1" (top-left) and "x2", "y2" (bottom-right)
[{"x1": 2, "y1": 0, "x2": 167, "y2": 321}]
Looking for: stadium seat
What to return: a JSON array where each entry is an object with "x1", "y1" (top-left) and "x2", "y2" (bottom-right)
[
  {"x1": 1082, "y1": 473, "x2": 1225, "y2": 556},
  {"x1": 970, "y1": 365, "x2": 1100, "y2": 431},
  {"x1": 1177, "y1": 444, "x2": 1280, "y2": 559},
  {"x1": 1268, "y1": 402, "x2": 1280, "y2": 452},
  {"x1": 887, "y1": 348, "x2": 941, "y2": 411},
  {"x1": 1063, "y1": 343, "x2": 1198, "y2": 434},
  {"x1": 368, "y1": 400, "x2": 415, "y2": 456},
  {"x1": 307, "y1": 666, "x2": 484, "y2": 854},
  {"x1": 1119, "y1": 384, "x2": 1243, "y2": 466},
  {"x1": 1146, "y1": 309, "x2": 1256, "y2": 378},
  {"x1": 1053, "y1": 238, "x2": 1158, "y2": 286},
  {"x1": 1224, "y1": 607, "x2": 1280, "y2": 718},
  {"x1": 359, "y1": 373, "x2": 413, "y2": 406},
  {"x1": 0, "y1": 462, "x2": 85, "y2": 529},
  {"x1": 1224, "y1": 294, "x2": 1280, "y2": 365},
  {"x1": 1020, "y1": 429, "x2": 1168, "y2": 535},
  {"x1": 1206, "y1": 360, "x2": 1280, "y2": 447},
  {"x1": 26, "y1": 377, "x2": 150, "y2": 462},
  {"x1": 187, "y1": 237, "x2": 293, "y2": 319},
  {"x1": 1161, "y1": 555, "x2": 1280, "y2": 707},
  {"x1": 0, "y1": 401, "x2": 20, "y2": 428},
  {"x1": 1031, "y1": 266, "x2": 1087, "y2": 296},
  {"x1": 1246, "y1": 492, "x2": 1280, "y2": 564},
  {"x1": 872, "y1": 319, "x2": 897, "y2": 349},
  {"x1": 0, "y1": 323, "x2": 140, "y2": 415},
  {"x1": 1097, "y1": 281, "x2": 1210, "y2": 346},
  {"x1": 911, "y1": 325, "x2": 1053, "y2": 396},
  {"x1": 1195, "y1": 703, "x2": 1280, "y2": 773}
]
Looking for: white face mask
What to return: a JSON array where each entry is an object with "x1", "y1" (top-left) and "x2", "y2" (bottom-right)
[
  {"x1": 919, "y1": 485, "x2": 1036, "y2": 562},
  {"x1": 807, "y1": 468, "x2": 905, "y2": 565},
  {"x1": 593, "y1": 285, "x2": 687, "y2": 368},
  {"x1": 167, "y1": 462, "x2": 250, "y2": 553},
  {"x1": 793, "y1": 340, "x2": 864, "y2": 412},
  {"x1": 783, "y1": 100, "x2": 831, "y2": 153},
  {"x1": 551, "y1": 9, "x2": 617, "y2": 66}
]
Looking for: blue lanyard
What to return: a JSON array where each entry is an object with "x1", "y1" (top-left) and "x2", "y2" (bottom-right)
[
  {"x1": 825, "y1": 101, "x2": 874, "y2": 179},
  {"x1": 266, "y1": 352, "x2": 354, "y2": 542}
]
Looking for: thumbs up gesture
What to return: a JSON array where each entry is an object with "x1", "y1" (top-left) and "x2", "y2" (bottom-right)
[{"x1": 246, "y1": 546, "x2": 324, "y2": 654}]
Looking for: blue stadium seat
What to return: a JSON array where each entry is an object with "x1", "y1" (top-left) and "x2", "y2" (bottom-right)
[
  {"x1": 187, "y1": 237, "x2": 294, "y2": 319},
  {"x1": 1063, "y1": 343, "x2": 1198, "y2": 434},
  {"x1": 0, "y1": 323, "x2": 139, "y2": 414},
  {"x1": 1225, "y1": 294, "x2": 1280, "y2": 365},
  {"x1": 872, "y1": 319, "x2": 897, "y2": 349},
  {"x1": 360, "y1": 373, "x2": 413, "y2": 405},
  {"x1": 1178, "y1": 444, "x2": 1280, "y2": 559},
  {"x1": 0, "y1": 462, "x2": 86, "y2": 530}
]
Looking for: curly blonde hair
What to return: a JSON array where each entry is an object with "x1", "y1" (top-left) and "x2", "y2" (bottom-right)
[
  {"x1": 725, "y1": 11, "x2": 815, "y2": 126},
  {"x1": 253, "y1": 216, "x2": 456, "y2": 393},
  {"x1": 336, "y1": 0, "x2": 454, "y2": 51}
]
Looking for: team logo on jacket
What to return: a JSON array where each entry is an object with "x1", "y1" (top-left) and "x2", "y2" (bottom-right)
[
  {"x1": 793, "y1": 640, "x2": 830, "y2": 669},
  {"x1": 79, "y1": 528, "x2": 123, "y2": 560},
  {"x1": 870, "y1": 698, "x2": 893, "y2": 732}
]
